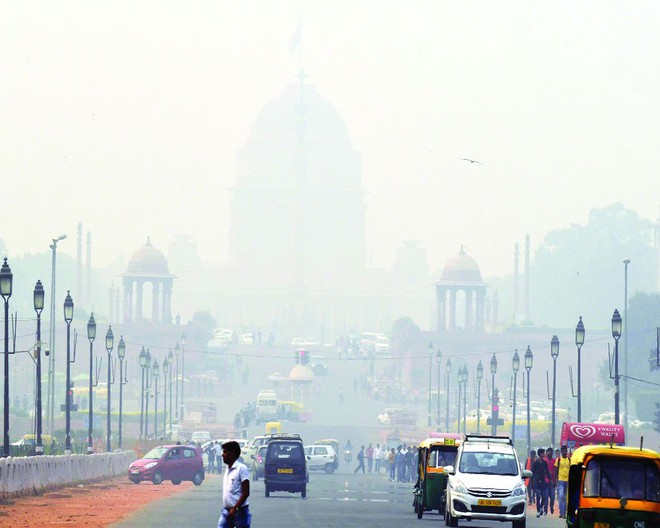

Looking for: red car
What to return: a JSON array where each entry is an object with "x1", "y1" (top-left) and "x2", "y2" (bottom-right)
[{"x1": 128, "y1": 445, "x2": 205, "y2": 485}]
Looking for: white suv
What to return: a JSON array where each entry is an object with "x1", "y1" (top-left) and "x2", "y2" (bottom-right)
[
  {"x1": 304, "y1": 444, "x2": 337, "y2": 473},
  {"x1": 445, "y1": 435, "x2": 531, "y2": 528}
]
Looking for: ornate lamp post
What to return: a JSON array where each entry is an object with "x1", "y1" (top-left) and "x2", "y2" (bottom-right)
[
  {"x1": 168, "y1": 349, "x2": 174, "y2": 433},
  {"x1": 180, "y1": 334, "x2": 186, "y2": 421},
  {"x1": 550, "y1": 335, "x2": 560, "y2": 446},
  {"x1": 117, "y1": 336, "x2": 126, "y2": 449},
  {"x1": 461, "y1": 366, "x2": 468, "y2": 434},
  {"x1": 490, "y1": 353, "x2": 497, "y2": 435},
  {"x1": 612, "y1": 309, "x2": 622, "y2": 425},
  {"x1": 512, "y1": 350, "x2": 520, "y2": 444},
  {"x1": 476, "y1": 361, "x2": 483, "y2": 434},
  {"x1": 47, "y1": 234, "x2": 66, "y2": 437},
  {"x1": 162, "y1": 356, "x2": 169, "y2": 438},
  {"x1": 445, "y1": 358, "x2": 452, "y2": 432},
  {"x1": 456, "y1": 365, "x2": 462, "y2": 434},
  {"x1": 144, "y1": 349, "x2": 151, "y2": 439},
  {"x1": 139, "y1": 347, "x2": 146, "y2": 439},
  {"x1": 174, "y1": 343, "x2": 180, "y2": 421},
  {"x1": 575, "y1": 316, "x2": 585, "y2": 422},
  {"x1": 33, "y1": 280, "x2": 45, "y2": 455},
  {"x1": 105, "y1": 327, "x2": 114, "y2": 452},
  {"x1": 1, "y1": 259, "x2": 13, "y2": 457},
  {"x1": 86, "y1": 314, "x2": 96, "y2": 454},
  {"x1": 436, "y1": 348, "x2": 441, "y2": 429},
  {"x1": 153, "y1": 358, "x2": 160, "y2": 439},
  {"x1": 427, "y1": 342, "x2": 433, "y2": 427},
  {"x1": 525, "y1": 346, "x2": 533, "y2": 455},
  {"x1": 63, "y1": 291, "x2": 74, "y2": 455}
]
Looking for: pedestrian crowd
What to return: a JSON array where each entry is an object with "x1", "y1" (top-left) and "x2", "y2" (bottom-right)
[
  {"x1": 526, "y1": 445, "x2": 570, "y2": 519},
  {"x1": 352, "y1": 441, "x2": 418, "y2": 483}
]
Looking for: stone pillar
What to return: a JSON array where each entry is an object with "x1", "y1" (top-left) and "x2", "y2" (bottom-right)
[
  {"x1": 449, "y1": 288, "x2": 457, "y2": 331},
  {"x1": 436, "y1": 286, "x2": 446, "y2": 333},
  {"x1": 476, "y1": 289, "x2": 486, "y2": 330},
  {"x1": 163, "y1": 280, "x2": 172, "y2": 324},
  {"x1": 136, "y1": 280, "x2": 144, "y2": 322},
  {"x1": 465, "y1": 289, "x2": 473, "y2": 331},
  {"x1": 152, "y1": 281, "x2": 160, "y2": 323}
]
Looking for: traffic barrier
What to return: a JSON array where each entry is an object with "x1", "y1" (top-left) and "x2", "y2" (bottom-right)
[{"x1": 0, "y1": 450, "x2": 136, "y2": 496}]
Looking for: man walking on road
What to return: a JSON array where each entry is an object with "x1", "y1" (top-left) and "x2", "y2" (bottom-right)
[
  {"x1": 532, "y1": 447, "x2": 551, "y2": 517},
  {"x1": 555, "y1": 445, "x2": 570, "y2": 519},
  {"x1": 354, "y1": 445, "x2": 366, "y2": 473},
  {"x1": 218, "y1": 440, "x2": 251, "y2": 528}
]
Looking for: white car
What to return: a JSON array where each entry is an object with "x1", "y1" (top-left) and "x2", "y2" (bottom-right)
[
  {"x1": 304, "y1": 444, "x2": 337, "y2": 473},
  {"x1": 377, "y1": 408, "x2": 403, "y2": 425},
  {"x1": 445, "y1": 435, "x2": 531, "y2": 528},
  {"x1": 191, "y1": 431, "x2": 211, "y2": 444}
]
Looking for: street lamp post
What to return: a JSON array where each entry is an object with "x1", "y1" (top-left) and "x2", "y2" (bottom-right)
[
  {"x1": 436, "y1": 348, "x2": 441, "y2": 429},
  {"x1": 612, "y1": 309, "x2": 622, "y2": 425},
  {"x1": 162, "y1": 357, "x2": 169, "y2": 439},
  {"x1": 575, "y1": 316, "x2": 585, "y2": 422},
  {"x1": 105, "y1": 327, "x2": 114, "y2": 452},
  {"x1": 63, "y1": 292, "x2": 74, "y2": 455},
  {"x1": 461, "y1": 366, "x2": 468, "y2": 434},
  {"x1": 117, "y1": 337, "x2": 126, "y2": 449},
  {"x1": 427, "y1": 342, "x2": 433, "y2": 427},
  {"x1": 180, "y1": 335, "x2": 186, "y2": 421},
  {"x1": 144, "y1": 349, "x2": 151, "y2": 439},
  {"x1": 476, "y1": 361, "x2": 483, "y2": 434},
  {"x1": 139, "y1": 347, "x2": 146, "y2": 439},
  {"x1": 445, "y1": 358, "x2": 452, "y2": 432},
  {"x1": 456, "y1": 366, "x2": 462, "y2": 434},
  {"x1": 153, "y1": 359, "x2": 160, "y2": 439},
  {"x1": 525, "y1": 346, "x2": 533, "y2": 456},
  {"x1": 550, "y1": 335, "x2": 560, "y2": 447},
  {"x1": 168, "y1": 349, "x2": 174, "y2": 433},
  {"x1": 174, "y1": 343, "x2": 180, "y2": 421},
  {"x1": 512, "y1": 351, "x2": 520, "y2": 444},
  {"x1": 47, "y1": 234, "x2": 66, "y2": 437},
  {"x1": 1, "y1": 259, "x2": 13, "y2": 457},
  {"x1": 33, "y1": 280, "x2": 45, "y2": 455},
  {"x1": 86, "y1": 314, "x2": 96, "y2": 454},
  {"x1": 490, "y1": 354, "x2": 497, "y2": 436},
  {"x1": 623, "y1": 260, "x2": 630, "y2": 431}
]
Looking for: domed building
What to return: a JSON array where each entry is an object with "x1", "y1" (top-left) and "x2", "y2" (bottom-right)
[
  {"x1": 122, "y1": 238, "x2": 175, "y2": 324},
  {"x1": 435, "y1": 246, "x2": 487, "y2": 333},
  {"x1": 229, "y1": 83, "x2": 366, "y2": 287}
]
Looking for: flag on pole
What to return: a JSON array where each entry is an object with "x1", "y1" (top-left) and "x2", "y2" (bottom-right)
[{"x1": 288, "y1": 20, "x2": 302, "y2": 52}]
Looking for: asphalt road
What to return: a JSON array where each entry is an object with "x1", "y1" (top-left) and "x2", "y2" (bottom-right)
[{"x1": 111, "y1": 468, "x2": 565, "y2": 528}]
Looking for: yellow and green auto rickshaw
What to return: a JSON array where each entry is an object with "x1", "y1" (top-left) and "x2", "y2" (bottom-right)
[
  {"x1": 413, "y1": 434, "x2": 462, "y2": 519},
  {"x1": 566, "y1": 444, "x2": 660, "y2": 528}
]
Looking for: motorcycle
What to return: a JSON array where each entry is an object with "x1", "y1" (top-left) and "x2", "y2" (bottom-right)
[{"x1": 344, "y1": 449, "x2": 352, "y2": 463}]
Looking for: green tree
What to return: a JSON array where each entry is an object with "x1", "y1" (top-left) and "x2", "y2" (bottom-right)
[{"x1": 531, "y1": 203, "x2": 655, "y2": 327}]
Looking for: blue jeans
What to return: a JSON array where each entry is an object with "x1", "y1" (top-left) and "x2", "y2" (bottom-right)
[
  {"x1": 546, "y1": 481, "x2": 556, "y2": 513},
  {"x1": 218, "y1": 507, "x2": 251, "y2": 528},
  {"x1": 557, "y1": 481, "x2": 568, "y2": 517},
  {"x1": 534, "y1": 481, "x2": 547, "y2": 514}
]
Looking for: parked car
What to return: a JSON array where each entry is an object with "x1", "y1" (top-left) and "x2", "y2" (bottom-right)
[
  {"x1": 128, "y1": 445, "x2": 205, "y2": 485},
  {"x1": 250, "y1": 445, "x2": 269, "y2": 481},
  {"x1": 304, "y1": 444, "x2": 337, "y2": 473},
  {"x1": 191, "y1": 431, "x2": 211, "y2": 444},
  {"x1": 264, "y1": 434, "x2": 308, "y2": 498}
]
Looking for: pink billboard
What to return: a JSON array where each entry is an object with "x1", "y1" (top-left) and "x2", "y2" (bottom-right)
[{"x1": 560, "y1": 422, "x2": 626, "y2": 450}]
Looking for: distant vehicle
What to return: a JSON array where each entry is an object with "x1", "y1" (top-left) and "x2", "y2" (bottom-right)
[
  {"x1": 304, "y1": 444, "x2": 337, "y2": 473},
  {"x1": 309, "y1": 357, "x2": 328, "y2": 376},
  {"x1": 256, "y1": 390, "x2": 278, "y2": 423},
  {"x1": 291, "y1": 337, "x2": 320, "y2": 346},
  {"x1": 128, "y1": 444, "x2": 204, "y2": 485},
  {"x1": 377, "y1": 408, "x2": 404, "y2": 425},
  {"x1": 250, "y1": 445, "x2": 269, "y2": 481},
  {"x1": 214, "y1": 328, "x2": 235, "y2": 342},
  {"x1": 191, "y1": 431, "x2": 211, "y2": 444},
  {"x1": 240, "y1": 333, "x2": 254, "y2": 345}
]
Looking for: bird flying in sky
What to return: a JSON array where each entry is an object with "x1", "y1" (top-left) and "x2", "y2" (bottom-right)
[{"x1": 461, "y1": 158, "x2": 482, "y2": 165}]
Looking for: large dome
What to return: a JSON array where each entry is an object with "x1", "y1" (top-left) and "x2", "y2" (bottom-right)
[
  {"x1": 438, "y1": 246, "x2": 483, "y2": 284},
  {"x1": 126, "y1": 238, "x2": 170, "y2": 275},
  {"x1": 288, "y1": 364, "x2": 314, "y2": 382},
  {"x1": 247, "y1": 83, "x2": 353, "y2": 149}
]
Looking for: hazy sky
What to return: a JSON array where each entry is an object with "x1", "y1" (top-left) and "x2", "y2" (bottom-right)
[{"x1": 2, "y1": 1, "x2": 659, "y2": 278}]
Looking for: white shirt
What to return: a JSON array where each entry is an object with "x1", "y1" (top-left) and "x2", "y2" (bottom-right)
[
  {"x1": 223, "y1": 461, "x2": 250, "y2": 509},
  {"x1": 373, "y1": 447, "x2": 381, "y2": 459}
]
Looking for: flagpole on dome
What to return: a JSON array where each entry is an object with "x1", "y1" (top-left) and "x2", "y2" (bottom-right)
[{"x1": 288, "y1": 18, "x2": 304, "y2": 103}]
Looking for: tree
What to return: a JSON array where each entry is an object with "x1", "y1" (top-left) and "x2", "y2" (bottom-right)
[{"x1": 531, "y1": 203, "x2": 655, "y2": 327}]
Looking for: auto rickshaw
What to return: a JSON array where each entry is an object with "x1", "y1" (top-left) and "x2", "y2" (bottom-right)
[
  {"x1": 413, "y1": 434, "x2": 462, "y2": 519},
  {"x1": 265, "y1": 421, "x2": 282, "y2": 434},
  {"x1": 566, "y1": 444, "x2": 660, "y2": 528}
]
